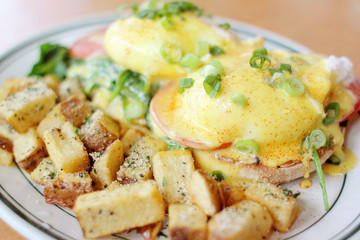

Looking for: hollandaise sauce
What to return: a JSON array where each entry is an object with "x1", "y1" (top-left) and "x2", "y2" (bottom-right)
[{"x1": 323, "y1": 148, "x2": 357, "y2": 176}]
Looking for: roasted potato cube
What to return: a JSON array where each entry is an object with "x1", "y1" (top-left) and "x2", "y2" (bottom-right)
[
  {"x1": 138, "y1": 221, "x2": 163, "y2": 240},
  {"x1": 152, "y1": 149, "x2": 195, "y2": 205},
  {"x1": 91, "y1": 139, "x2": 124, "y2": 190},
  {"x1": 188, "y1": 170, "x2": 221, "y2": 216},
  {"x1": 121, "y1": 128, "x2": 145, "y2": 156},
  {"x1": 219, "y1": 181, "x2": 244, "y2": 207},
  {"x1": 208, "y1": 200, "x2": 273, "y2": 240},
  {"x1": 43, "y1": 122, "x2": 90, "y2": 173},
  {"x1": 44, "y1": 171, "x2": 93, "y2": 208},
  {"x1": 91, "y1": 88, "x2": 112, "y2": 111},
  {"x1": 105, "y1": 95, "x2": 125, "y2": 124},
  {"x1": 0, "y1": 78, "x2": 36, "y2": 102},
  {"x1": 117, "y1": 136, "x2": 167, "y2": 184},
  {"x1": 40, "y1": 75, "x2": 60, "y2": 92},
  {"x1": 57, "y1": 78, "x2": 86, "y2": 102},
  {"x1": 169, "y1": 204, "x2": 207, "y2": 240},
  {"x1": 37, "y1": 105, "x2": 67, "y2": 139},
  {"x1": 60, "y1": 96, "x2": 92, "y2": 127},
  {"x1": 13, "y1": 128, "x2": 48, "y2": 172},
  {"x1": 0, "y1": 148, "x2": 13, "y2": 166},
  {"x1": 30, "y1": 157, "x2": 57, "y2": 185},
  {"x1": 244, "y1": 180, "x2": 299, "y2": 232},
  {"x1": 80, "y1": 110, "x2": 120, "y2": 153},
  {"x1": 0, "y1": 83, "x2": 57, "y2": 133},
  {"x1": 0, "y1": 119, "x2": 19, "y2": 142},
  {"x1": 74, "y1": 180, "x2": 165, "y2": 239}
]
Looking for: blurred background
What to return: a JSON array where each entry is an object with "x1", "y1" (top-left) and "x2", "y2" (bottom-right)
[{"x1": 0, "y1": 0, "x2": 359, "y2": 239}]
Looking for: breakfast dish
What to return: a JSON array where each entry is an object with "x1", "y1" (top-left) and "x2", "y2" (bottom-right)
[{"x1": 0, "y1": 1, "x2": 359, "y2": 239}]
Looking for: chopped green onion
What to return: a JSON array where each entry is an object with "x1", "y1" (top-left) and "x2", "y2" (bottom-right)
[
  {"x1": 160, "y1": 42, "x2": 182, "y2": 64},
  {"x1": 281, "y1": 77, "x2": 305, "y2": 97},
  {"x1": 167, "y1": 140, "x2": 189, "y2": 150},
  {"x1": 269, "y1": 72, "x2": 285, "y2": 89},
  {"x1": 312, "y1": 146, "x2": 329, "y2": 211},
  {"x1": 327, "y1": 155, "x2": 342, "y2": 165},
  {"x1": 234, "y1": 139, "x2": 259, "y2": 155},
  {"x1": 201, "y1": 64, "x2": 219, "y2": 76},
  {"x1": 83, "y1": 82, "x2": 99, "y2": 96},
  {"x1": 280, "y1": 63, "x2": 292, "y2": 73},
  {"x1": 323, "y1": 102, "x2": 340, "y2": 125},
  {"x1": 178, "y1": 78, "x2": 194, "y2": 94},
  {"x1": 197, "y1": 41, "x2": 210, "y2": 58},
  {"x1": 146, "y1": 0, "x2": 160, "y2": 9},
  {"x1": 124, "y1": 99, "x2": 147, "y2": 120},
  {"x1": 180, "y1": 53, "x2": 203, "y2": 71},
  {"x1": 269, "y1": 68, "x2": 281, "y2": 76},
  {"x1": 162, "y1": 177, "x2": 167, "y2": 186},
  {"x1": 110, "y1": 69, "x2": 132, "y2": 102},
  {"x1": 210, "y1": 46, "x2": 225, "y2": 56},
  {"x1": 249, "y1": 54, "x2": 271, "y2": 70},
  {"x1": 231, "y1": 93, "x2": 247, "y2": 108},
  {"x1": 209, "y1": 170, "x2": 226, "y2": 182},
  {"x1": 310, "y1": 128, "x2": 326, "y2": 149},
  {"x1": 301, "y1": 135, "x2": 310, "y2": 152},
  {"x1": 290, "y1": 56, "x2": 310, "y2": 65},
  {"x1": 219, "y1": 23, "x2": 231, "y2": 30},
  {"x1": 253, "y1": 47, "x2": 268, "y2": 56},
  {"x1": 160, "y1": 16, "x2": 173, "y2": 31},
  {"x1": 203, "y1": 73, "x2": 222, "y2": 98},
  {"x1": 325, "y1": 135, "x2": 332, "y2": 148},
  {"x1": 209, "y1": 59, "x2": 224, "y2": 74}
]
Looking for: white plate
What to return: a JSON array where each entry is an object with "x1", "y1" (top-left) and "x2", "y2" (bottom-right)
[{"x1": 0, "y1": 15, "x2": 359, "y2": 240}]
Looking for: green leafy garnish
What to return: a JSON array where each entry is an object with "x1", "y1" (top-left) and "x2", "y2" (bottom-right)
[
  {"x1": 167, "y1": 140, "x2": 189, "y2": 150},
  {"x1": 209, "y1": 170, "x2": 226, "y2": 182},
  {"x1": 29, "y1": 43, "x2": 70, "y2": 78},
  {"x1": 210, "y1": 46, "x2": 225, "y2": 56},
  {"x1": 219, "y1": 23, "x2": 231, "y2": 30},
  {"x1": 312, "y1": 146, "x2": 329, "y2": 211}
]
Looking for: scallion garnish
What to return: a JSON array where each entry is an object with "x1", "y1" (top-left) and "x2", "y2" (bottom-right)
[
  {"x1": 210, "y1": 46, "x2": 225, "y2": 56},
  {"x1": 231, "y1": 93, "x2": 247, "y2": 108},
  {"x1": 280, "y1": 63, "x2": 292, "y2": 73},
  {"x1": 201, "y1": 64, "x2": 219, "y2": 76},
  {"x1": 180, "y1": 53, "x2": 203, "y2": 71},
  {"x1": 203, "y1": 73, "x2": 222, "y2": 98},
  {"x1": 110, "y1": 69, "x2": 132, "y2": 102},
  {"x1": 124, "y1": 99, "x2": 147, "y2": 121},
  {"x1": 234, "y1": 139, "x2": 259, "y2": 155},
  {"x1": 253, "y1": 47, "x2": 268, "y2": 56},
  {"x1": 197, "y1": 41, "x2": 210, "y2": 58},
  {"x1": 178, "y1": 78, "x2": 194, "y2": 94},
  {"x1": 281, "y1": 77, "x2": 305, "y2": 97},
  {"x1": 312, "y1": 146, "x2": 329, "y2": 211},
  {"x1": 219, "y1": 23, "x2": 231, "y2": 30},
  {"x1": 167, "y1": 139, "x2": 189, "y2": 150},
  {"x1": 160, "y1": 16, "x2": 173, "y2": 31},
  {"x1": 309, "y1": 128, "x2": 326, "y2": 149},
  {"x1": 322, "y1": 102, "x2": 340, "y2": 125},
  {"x1": 290, "y1": 56, "x2": 310, "y2": 65},
  {"x1": 209, "y1": 59, "x2": 224, "y2": 74},
  {"x1": 301, "y1": 135, "x2": 310, "y2": 152},
  {"x1": 249, "y1": 54, "x2": 271, "y2": 70},
  {"x1": 269, "y1": 68, "x2": 281, "y2": 76},
  {"x1": 209, "y1": 170, "x2": 226, "y2": 182},
  {"x1": 269, "y1": 72, "x2": 285, "y2": 89},
  {"x1": 160, "y1": 42, "x2": 182, "y2": 64}
]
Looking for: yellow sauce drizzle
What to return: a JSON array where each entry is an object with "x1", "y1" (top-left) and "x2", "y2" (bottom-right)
[
  {"x1": 300, "y1": 179, "x2": 312, "y2": 189},
  {"x1": 323, "y1": 148, "x2": 358, "y2": 176}
]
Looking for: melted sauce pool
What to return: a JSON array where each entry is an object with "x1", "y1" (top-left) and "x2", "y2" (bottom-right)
[
  {"x1": 300, "y1": 179, "x2": 312, "y2": 189},
  {"x1": 323, "y1": 148, "x2": 357, "y2": 176}
]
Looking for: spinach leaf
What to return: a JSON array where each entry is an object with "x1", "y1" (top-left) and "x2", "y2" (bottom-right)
[{"x1": 28, "y1": 43, "x2": 70, "y2": 78}]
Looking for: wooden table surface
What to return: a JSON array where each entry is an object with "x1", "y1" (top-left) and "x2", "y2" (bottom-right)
[{"x1": 1, "y1": 0, "x2": 359, "y2": 239}]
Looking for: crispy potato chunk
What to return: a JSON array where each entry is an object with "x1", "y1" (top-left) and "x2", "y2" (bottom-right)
[
  {"x1": 91, "y1": 139, "x2": 124, "y2": 190},
  {"x1": 152, "y1": 149, "x2": 195, "y2": 205},
  {"x1": 30, "y1": 157, "x2": 57, "y2": 185},
  {"x1": 57, "y1": 78, "x2": 86, "y2": 102},
  {"x1": 80, "y1": 110, "x2": 120, "y2": 153},
  {"x1": 44, "y1": 171, "x2": 92, "y2": 208},
  {"x1": 117, "y1": 136, "x2": 167, "y2": 184},
  {"x1": 74, "y1": 180, "x2": 165, "y2": 239},
  {"x1": 0, "y1": 148, "x2": 13, "y2": 166},
  {"x1": 60, "y1": 96, "x2": 92, "y2": 127},
  {"x1": 188, "y1": 170, "x2": 221, "y2": 216},
  {"x1": 208, "y1": 200, "x2": 273, "y2": 240},
  {"x1": 121, "y1": 128, "x2": 145, "y2": 156},
  {"x1": 37, "y1": 105, "x2": 67, "y2": 139},
  {"x1": 43, "y1": 122, "x2": 90, "y2": 173},
  {"x1": 0, "y1": 119, "x2": 19, "y2": 142},
  {"x1": 169, "y1": 204, "x2": 207, "y2": 240},
  {"x1": 219, "y1": 181, "x2": 244, "y2": 207},
  {"x1": 244, "y1": 180, "x2": 299, "y2": 232},
  {"x1": 0, "y1": 78, "x2": 36, "y2": 102},
  {"x1": 13, "y1": 128, "x2": 48, "y2": 172},
  {"x1": 0, "y1": 83, "x2": 57, "y2": 133},
  {"x1": 137, "y1": 221, "x2": 163, "y2": 240}
]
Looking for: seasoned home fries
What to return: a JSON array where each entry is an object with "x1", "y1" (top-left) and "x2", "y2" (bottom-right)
[{"x1": 0, "y1": 0, "x2": 359, "y2": 239}]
